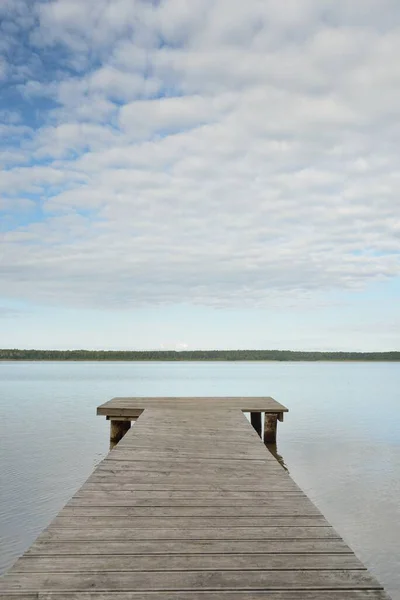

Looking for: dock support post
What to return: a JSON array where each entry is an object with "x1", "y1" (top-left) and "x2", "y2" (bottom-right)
[
  {"x1": 250, "y1": 412, "x2": 262, "y2": 437},
  {"x1": 264, "y1": 413, "x2": 278, "y2": 444},
  {"x1": 110, "y1": 419, "x2": 131, "y2": 449}
]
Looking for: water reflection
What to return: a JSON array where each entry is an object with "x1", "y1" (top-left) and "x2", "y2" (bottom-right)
[{"x1": 265, "y1": 441, "x2": 289, "y2": 472}]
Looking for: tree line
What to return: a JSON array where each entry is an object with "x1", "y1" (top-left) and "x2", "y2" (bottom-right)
[{"x1": 1, "y1": 349, "x2": 399, "y2": 361}]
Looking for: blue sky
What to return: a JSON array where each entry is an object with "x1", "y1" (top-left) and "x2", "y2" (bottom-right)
[{"x1": 1, "y1": 0, "x2": 400, "y2": 351}]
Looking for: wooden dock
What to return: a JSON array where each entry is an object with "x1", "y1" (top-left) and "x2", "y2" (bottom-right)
[{"x1": 0, "y1": 396, "x2": 391, "y2": 599}]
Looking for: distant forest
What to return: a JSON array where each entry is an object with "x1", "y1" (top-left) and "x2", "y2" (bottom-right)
[{"x1": 1, "y1": 349, "x2": 399, "y2": 361}]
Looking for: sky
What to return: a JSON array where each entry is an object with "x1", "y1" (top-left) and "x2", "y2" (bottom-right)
[{"x1": 1, "y1": 0, "x2": 400, "y2": 351}]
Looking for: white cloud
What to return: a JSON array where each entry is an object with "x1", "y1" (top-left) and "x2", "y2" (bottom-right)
[
  {"x1": 119, "y1": 94, "x2": 234, "y2": 139},
  {"x1": 1, "y1": 0, "x2": 400, "y2": 312}
]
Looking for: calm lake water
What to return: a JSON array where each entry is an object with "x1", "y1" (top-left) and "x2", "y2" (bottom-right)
[{"x1": 0, "y1": 361, "x2": 399, "y2": 596}]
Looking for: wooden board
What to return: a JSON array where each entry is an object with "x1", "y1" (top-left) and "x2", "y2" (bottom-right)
[
  {"x1": 38, "y1": 526, "x2": 341, "y2": 542},
  {"x1": 12, "y1": 553, "x2": 365, "y2": 572},
  {"x1": 0, "y1": 403, "x2": 390, "y2": 600},
  {"x1": 0, "y1": 593, "x2": 391, "y2": 600},
  {"x1": 0, "y1": 570, "x2": 382, "y2": 591},
  {"x1": 97, "y1": 396, "x2": 288, "y2": 418},
  {"x1": 70, "y1": 488, "x2": 306, "y2": 497},
  {"x1": 27, "y1": 539, "x2": 353, "y2": 556},
  {"x1": 51, "y1": 516, "x2": 330, "y2": 528},
  {"x1": 61, "y1": 505, "x2": 322, "y2": 516},
  {"x1": 0, "y1": 593, "x2": 392, "y2": 600}
]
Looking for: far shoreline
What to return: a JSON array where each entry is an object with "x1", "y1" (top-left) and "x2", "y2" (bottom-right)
[
  {"x1": 1, "y1": 348, "x2": 400, "y2": 364},
  {"x1": 1, "y1": 359, "x2": 399, "y2": 362}
]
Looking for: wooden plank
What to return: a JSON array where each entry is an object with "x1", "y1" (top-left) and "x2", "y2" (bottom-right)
[
  {"x1": 75, "y1": 481, "x2": 300, "y2": 491},
  {"x1": 0, "y1": 593, "x2": 391, "y2": 600},
  {"x1": 85, "y1": 464, "x2": 289, "y2": 477},
  {"x1": 102, "y1": 450, "x2": 280, "y2": 460},
  {"x1": 51, "y1": 516, "x2": 330, "y2": 529},
  {"x1": 27, "y1": 539, "x2": 353, "y2": 556},
  {"x1": 86, "y1": 466, "x2": 299, "y2": 483},
  {"x1": 13, "y1": 553, "x2": 366, "y2": 572},
  {"x1": 0, "y1": 592, "x2": 391, "y2": 600},
  {"x1": 97, "y1": 396, "x2": 289, "y2": 415},
  {"x1": 112, "y1": 439, "x2": 271, "y2": 449},
  {"x1": 73, "y1": 489, "x2": 305, "y2": 499},
  {"x1": 87, "y1": 474, "x2": 295, "y2": 485},
  {"x1": 98, "y1": 458, "x2": 282, "y2": 469},
  {"x1": 93, "y1": 460, "x2": 284, "y2": 472},
  {"x1": 83, "y1": 478, "x2": 302, "y2": 491},
  {"x1": 117, "y1": 436, "x2": 264, "y2": 444},
  {"x1": 0, "y1": 596, "x2": 37, "y2": 599},
  {"x1": 88, "y1": 474, "x2": 288, "y2": 485},
  {"x1": 61, "y1": 505, "x2": 321, "y2": 517},
  {"x1": 104, "y1": 458, "x2": 280, "y2": 467},
  {"x1": 112, "y1": 436, "x2": 268, "y2": 446},
  {"x1": 95, "y1": 464, "x2": 284, "y2": 475},
  {"x1": 78, "y1": 481, "x2": 298, "y2": 492},
  {"x1": 115, "y1": 423, "x2": 263, "y2": 434},
  {"x1": 119, "y1": 430, "x2": 266, "y2": 438},
  {"x1": 106, "y1": 416, "x2": 139, "y2": 421},
  {"x1": 102, "y1": 450, "x2": 272, "y2": 460},
  {"x1": 90, "y1": 464, "x2": 289, "y2": 474},
  {"x1": 0, "y1": 570, "x2": 381, "y2": 592},
  {"x1": 39, "y1": 526, "x2": 340, "y2": 541},
  {"x1": 68, "y1": 494, "x2": 307, "y2": 505},
  {"x1": 98, "y1": 408, "x2": 288, "y2": 419}
]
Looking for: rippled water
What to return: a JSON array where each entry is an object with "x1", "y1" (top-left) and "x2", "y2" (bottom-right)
[{"x1": 0, "y1": 361, "x2": 399, "y2": 597}]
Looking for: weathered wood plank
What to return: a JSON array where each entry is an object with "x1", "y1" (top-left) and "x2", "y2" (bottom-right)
[
  {"x1": 71, "y1": 488, "x2": 305, "y2": 498},
  {"x1": 87, "y1": 472, "x2": 296, "y2": 482},
  {"x1": 87, "y1": 470, "x2": 289, "y2": 481},
  {"x1": 13, "y1": 553, "x2": 366, "y2": 573},
  {"x1": 107, "y1": 416, "x2": 138, "y2": 421},
  {"x1": 94, "y1": 465, "x2": 284, "y2": 476},
  {"x1": 98, "y1": 458, "x2": 282, "y2": 471},
  {"x1": 85, "y1": 478, "x2": 301, "y2": 491},
  {"x1": 0, "y1": 592, "x2": 391, "y2": 600},
  {"x1": 104, "y1": 449, "x2": 273, "y2": 460},
  {"x1": 61, "y1": 505, "x2": 321, "y2": 517},
  {"x1": 0, "y1": 595, "x2": 37, "y2": 599},
  {"x1": 85, "y1": 467, "x2": 299, "y2": 482},
  {"x1": 74, "y1": 486, "x2": 305, "y2": 495},
  {"x1": 27, "y1": 539, "x2": 353, "y2": 556},
  {"x1": 101, "y1": 450, "x2": 272, "y2": 460},
  {"x1": 73, "y1": 489, "x2": 305, "y2": 499},
  {"x1": 104, "y1": 459, "x2": 281, "y2": 467},
  {"x1": 39, "y1": 526, "x2": 340, "y2": 541},
  {"x1": 51, "y1": 516, "x2": 330, "y2": 528},
  {"x1": 76, "y1": 491, "x2": 304, "y2": 498},
  {"x1": 97, "y1": 396, "x2": 289, "y2": 416},
  {"x1": 119, "y1": 430, "x2": 266, "y2": 438},
  {"x1": 96, "y1": 466, "x2": 283, "y2": 475},
  {"x1": 114, "y1": 439, "x2": 268, "y2": 446},
  {"x1": 0, "y1": 570, "x2": 381, "y2": 592}
]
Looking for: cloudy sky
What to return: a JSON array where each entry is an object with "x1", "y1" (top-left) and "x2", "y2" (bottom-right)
[{"x1": 1, "y1": 0, "x2": 400, "y2": 351}]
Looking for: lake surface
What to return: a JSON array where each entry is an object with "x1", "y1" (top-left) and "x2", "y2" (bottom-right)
[{"x1": 0, "y1": 361, "x2": 399, "y2": 597}]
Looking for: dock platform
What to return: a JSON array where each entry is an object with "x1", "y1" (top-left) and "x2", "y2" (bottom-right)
[{"x1": 0, "y1": 397, "x2": 391, "y2": 599}]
